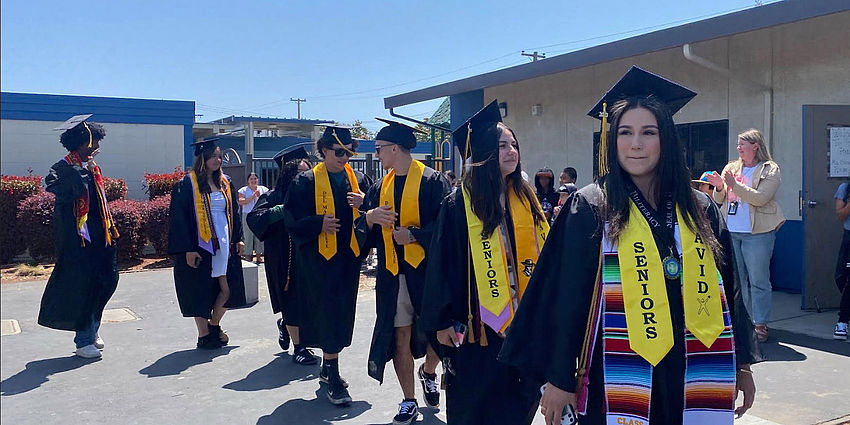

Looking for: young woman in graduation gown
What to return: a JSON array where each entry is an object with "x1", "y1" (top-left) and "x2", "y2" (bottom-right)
[
  {"x1": 246, "y1": 146, "x2": 320, "y2": 364},
  {"x1": 38, "y1": 117, "x2": 119, "y2": 359},
  {"x1": 168, "y1": 138, "x2": 249, "y2": 349},
  {"x1": 421, "y1": 101, "x2": 549, "y2": 425},
  {"x1": 499, "y1": 67, "x2": 761, "y2": 425},
  {"x1": 281, "y1": 126, "x2": 373, "y2": 405}
]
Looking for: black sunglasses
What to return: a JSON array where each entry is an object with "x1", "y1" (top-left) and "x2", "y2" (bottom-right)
[
  {"x1": 333, "y1": 147, "x2": 355, "y2": 157},
  {"x1": 375, "y1": 143, "x2": 393, "y2": 154}
]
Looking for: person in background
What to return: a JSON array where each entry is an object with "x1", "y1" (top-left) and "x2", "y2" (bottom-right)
[
  {"x1": 559, "y1": 167, "x2": 577, "y2": 186},
  {"x1": 362, "y1": 118, "x2": 450, "y2": 424},
  {"x1": 247, "y1": 146, "x2": 319, "y2": 362},
  {"x1": 38, "y1": 114, "x2": 120, "y2": 359},
  {"x1": 238, "y1": 172, "x2": 269, "y2": 263},
  {"x1": 535, "y1": 168, "x2": 560, "y2": 221},
  {"x1": 282, "y1": 125, "x2": 373, "y2": 405},
  {"x1": 832, "y1": 180, "x2": 850, "y2": 340},
  {"x1": 706, "y1": 128, "x2": 785, "y2": 343},
  {"x1": 443, "y1": 170, "x2": 458, "y2": 194},
  {"x1": 552, "y1": 182, "x2": 578, "y2": 221},
  {"x1": 691, "y1": 171, "x2": 716, "y2": 198},
  {"x1": 168, "y1": 137, "x2": 248, "y2": 350}
]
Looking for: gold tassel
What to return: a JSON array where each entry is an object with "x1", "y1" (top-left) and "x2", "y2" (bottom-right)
[
  {"x1": 466, "y1": 313, "x2": 475, "y2": 344},
  {"x1": 479, "y1": 321, "x2": 488, "y2": 346},
  {"x1": 597, "y1": 102, "x2": 609, "y2": 177}
]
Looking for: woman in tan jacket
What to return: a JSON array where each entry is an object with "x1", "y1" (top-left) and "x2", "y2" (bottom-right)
[{"x1": 706, "y1": 129, "x2": 785, "y2": 342}]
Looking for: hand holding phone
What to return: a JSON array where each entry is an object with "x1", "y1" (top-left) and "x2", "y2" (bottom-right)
[{"x1": 540, "y1": 384, "x2": 578, "y2": 425}]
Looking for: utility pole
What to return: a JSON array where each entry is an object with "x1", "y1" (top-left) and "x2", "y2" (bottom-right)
[
  {"x1": 290, "y1": 98, "x2": 306, "y2": 119},
  {"x1": 521, "y1": 51, "x2": 546, "y2": 62}
]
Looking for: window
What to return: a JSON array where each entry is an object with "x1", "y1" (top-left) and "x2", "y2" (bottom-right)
[{"x1": 593, "y1": 119, "x2": 729, "y2": 179}]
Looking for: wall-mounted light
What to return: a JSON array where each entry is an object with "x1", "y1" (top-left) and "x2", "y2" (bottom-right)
[{"x1": 498, "y1": 102, "x2": 508, "y2": 118}]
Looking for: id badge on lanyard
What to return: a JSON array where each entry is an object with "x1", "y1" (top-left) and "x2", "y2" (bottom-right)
[{"x1": 728, "y1": 201, "x2": 739, "y2": 215}]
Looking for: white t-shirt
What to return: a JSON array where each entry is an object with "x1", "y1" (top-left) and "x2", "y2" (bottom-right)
[
  {"x1": 726, "y1": 165, "x2": 757, "y2": 233},
  {"x1": 238, "y1": 185, "x2": 269, "y2": 213}
]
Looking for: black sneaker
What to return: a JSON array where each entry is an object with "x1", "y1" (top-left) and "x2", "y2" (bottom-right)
[
  {"x1": 418, "y1": 364, "x2": 440, "y2": 408},
  {"x1": 277, "y1": 318, "x2": 291, "y2": 351},
  {"x1": 292, "y1": 347, "x2": 318, "y2": 365},
  {"x1": 320, "y1": 364, "x2": 349, "y2": 387},
  {"x1": 196, "y1": 334, "x2": 219, "y2": 350},
  {"x1": 326, "y1": 376, "x2": 352, "y2": 405},
  {"x1": 393, "y1": 399, "x2": 419, "y2": 425}
]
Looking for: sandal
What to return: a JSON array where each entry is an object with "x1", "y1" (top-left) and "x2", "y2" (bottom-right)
[
  {"x1": 754, "y1": 324, "x2": 769, "y2": 343},
  {"x1": 208, "y1": 323, "x2": 229, "y2": 346}
]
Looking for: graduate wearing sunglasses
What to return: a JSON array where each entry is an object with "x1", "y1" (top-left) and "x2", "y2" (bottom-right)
[{"x1": 282, "y1": 125, "x2": 373, "y2": 405}]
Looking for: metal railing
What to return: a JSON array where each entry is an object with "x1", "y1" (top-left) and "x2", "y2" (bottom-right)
[{"x1": 253, "y1": 154, "x2": 454, "y2": 187}]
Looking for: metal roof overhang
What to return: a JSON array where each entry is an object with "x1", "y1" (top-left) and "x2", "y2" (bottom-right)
[{"x1": 384, "y1": 0, "x2": 849, "y2": 109}]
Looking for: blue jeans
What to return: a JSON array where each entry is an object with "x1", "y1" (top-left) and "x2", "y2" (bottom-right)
[
  {"x1": 74, "y1": 312, "x2": 102, "y2": 349},
  {"x1": 730, "y1": 231, "x2": 776, "y2": 325}
]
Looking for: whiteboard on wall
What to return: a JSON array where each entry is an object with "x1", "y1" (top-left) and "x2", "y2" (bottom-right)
[{"x1": 829, "y1": 126, "x2": 850, "y2": 178}]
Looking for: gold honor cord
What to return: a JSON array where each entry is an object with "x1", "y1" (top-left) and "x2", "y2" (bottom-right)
[
  {"x1": 83, "y1": 122, "x2": 94, "y2": 148},
  {"x1": 598, "y1": 102, "x2": 609, "y2": 176},
  {"x1": 333, "y1": 130, "x2": 357, "y2": 156}
]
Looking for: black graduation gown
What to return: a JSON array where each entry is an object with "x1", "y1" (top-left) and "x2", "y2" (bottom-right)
[
  {"x1": 246, "y1": 184, "x2": 298, "y2": 324},
  {"x1": 167, "y1": 175, "x2": 252, "y2": 318},
  {"x1": 282, "y1": 168, "x2": 373, "y2": 353},
  {"x1": 498, "y1": 184, "x2": 762, "y2": 425},
  {"x1": 420, "y1": 189, "x2": 541, "y2": 425},
  {"x1": 38, "y1": 160, "x2": 119, "y2": 332},
  {"x1": 361, "y1": 166, "x2": 450, "y2": 383}
]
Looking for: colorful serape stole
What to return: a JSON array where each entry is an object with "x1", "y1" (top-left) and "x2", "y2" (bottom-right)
[{"x1": 600, "y1": 224, "x2": 736, "y2": 424}]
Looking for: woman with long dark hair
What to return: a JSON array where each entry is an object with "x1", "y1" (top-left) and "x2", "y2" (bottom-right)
[
  {"x1": 421, "y1": 100, "x2": 549, "y2": 424},
  {"x1": 500, "y1": 67, "x2": 760, "y2": 425},
  {"x1": 168, "y1": 137, "x2": 250, "y2": 349},
  {"x1": 247, "y1": 146, "x2": 318, "y2": 364}
]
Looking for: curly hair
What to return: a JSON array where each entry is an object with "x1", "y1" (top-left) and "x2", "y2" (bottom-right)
[{"x1": 59, "y1": 122, "x2": 106, "y2": 151}]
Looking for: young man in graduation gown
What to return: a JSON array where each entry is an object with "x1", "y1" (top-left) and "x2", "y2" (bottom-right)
[
  {"x1": 247, "y1": 146, "x2": 319, "y2": 364},
  {"x1": 38, "y1": 115, "x2": 120, "y2": 359},
  {"x1": 361, "y1": 119, "x2": 450, "y2": 424},
  {"x1": 499, "y1": 67, "x2": 760, "y2": 425},
  {"x1": 420, "y1": 101, "x2": 550, "y2": 424},
  {"x1": 282, "y1": 126, "x2": 373, "y2": 405}
]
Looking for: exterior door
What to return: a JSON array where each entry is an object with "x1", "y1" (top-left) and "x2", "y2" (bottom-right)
[{"x1": 802, "y1": 105, "x2": 850, "y2": 309}]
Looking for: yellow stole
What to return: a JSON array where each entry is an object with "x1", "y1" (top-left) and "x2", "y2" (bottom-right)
[
  {"x1": 618, "y1": 200, "x2": 724, "y2": 366},
  {"x1": 188, "y1": 171, "x2": 234, "y2": 254},
  {"x1": 379, "y1": 159, "x2": 426, "y2": 276},
  {"x1": 314, "y1": 162, "x2": 361, "y2": 260},
  {"x1": 463, "y1": 186, "x2": 549, "y2": 334}
]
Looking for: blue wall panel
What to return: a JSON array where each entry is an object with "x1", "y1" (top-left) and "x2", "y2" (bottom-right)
[{"x1": 770, "y1": 220, "x2": 803, "y2": 293}]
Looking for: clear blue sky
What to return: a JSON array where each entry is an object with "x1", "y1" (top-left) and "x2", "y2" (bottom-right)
[{"x1": 1, "y1": 0, "x2": 772, "y2": 132}]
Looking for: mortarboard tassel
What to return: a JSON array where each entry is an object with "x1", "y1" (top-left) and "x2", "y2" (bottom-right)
[{"x1": 597, "y1": 102, "x2": 609, "y2": 177}]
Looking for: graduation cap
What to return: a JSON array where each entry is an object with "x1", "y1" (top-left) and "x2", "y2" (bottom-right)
[
  {"x1": 375, "y1": 118, "x2": 425, "y2": 149},
  {"x1": 191, "y1": 136, "x2": 220, "y2": 156},
  {"x1": 588, "y1": 66, "x2": 697, "y2": 176},
  {"x1": 273, "y1": 145, "x2": 309, "y2": 168},
  {"x1": 320, "y1": 125, "x2": 356, "y2": 156},
  {"x1": 587, "y1": 66, "x2": 696, "y2": 120},
  {"x1": 54, "y1": 114, "x2": 93, "y2": 131},
  {"x1": 451, "y1": 100, "x2": 502, "y2": 163}
]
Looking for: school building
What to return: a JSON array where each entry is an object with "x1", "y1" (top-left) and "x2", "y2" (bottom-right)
[{"x1": 384, "y1": 0, "x2": 850, "y2": 308}]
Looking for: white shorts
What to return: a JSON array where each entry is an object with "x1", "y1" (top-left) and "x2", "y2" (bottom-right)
[{"x1": 394, "y1": 275, "x2": 415, "y2": 328}]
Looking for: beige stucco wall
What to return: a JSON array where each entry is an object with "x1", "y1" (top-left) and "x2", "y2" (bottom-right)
[
  {"x1": 485, "y1": 11, "x2": 850, "y2": 220},
  {"x1": 0, "y1": 120, "x2": 185, "y2": 199}
]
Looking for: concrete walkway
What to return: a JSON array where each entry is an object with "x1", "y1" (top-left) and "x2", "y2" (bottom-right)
[{"x1": 1, "y1": 268, "x2": 848, "y2": 425}]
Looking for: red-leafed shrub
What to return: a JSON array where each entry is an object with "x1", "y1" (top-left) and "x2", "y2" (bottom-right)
[
  {"x1": 1, "y1": 175, "x2": 43, "y2": 263},
  {"x1": 141, "y1": 194, "x2": 171, "y2": 255},
  {"x1": 109, "y1": 199, "x2": 146, "y2": 261},
  {"x1": 16, "y1": 192, "x2": 55, "y2": 262},
  {"x1": 144, "y1": 167, "x2": 185, "y2": 200},
  {"x1": 103, "y1": 177, "x2": 128, "y2": 202}
]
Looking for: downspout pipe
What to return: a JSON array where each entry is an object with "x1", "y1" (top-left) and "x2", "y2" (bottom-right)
[{"x1": 682, "y1": 43, "x2": 773, "y2": 150}]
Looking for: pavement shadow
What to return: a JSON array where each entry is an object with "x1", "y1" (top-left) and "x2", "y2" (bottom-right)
[
  {"x1": 1, "y1": 355, "x2": 99, "y2": 396},
  {"x1": 223, "y1": 352, "x2": 319, "y2": 391},
  {"x1": 257, "y1": 386, "x2": 372, "y2": 425},
  {"x1": 760, "y1": 329, "x2": 850, "y2": 361},
  {"x1": 365, "y1": 408, "x2": 447, "y2": 425},
  {"x1": 139, "y1": 346, "x2": 237, "y2": 377}
]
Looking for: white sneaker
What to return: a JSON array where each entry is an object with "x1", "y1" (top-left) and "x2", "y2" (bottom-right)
[
  {"x1": 75, "y1": 344, "x2": 102, "y2": 359},
  {"x1": 834, "y1": 322, "x2": 848, "y2": 340},
  {"x1": 94, "y1": 336, "x2": 105, "y2": 349}
]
